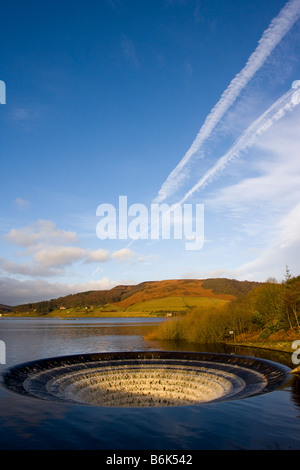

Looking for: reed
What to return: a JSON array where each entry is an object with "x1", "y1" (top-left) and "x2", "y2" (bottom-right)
[{"x1": 147, "y1": 305, "x2": 232, "y2": 343}]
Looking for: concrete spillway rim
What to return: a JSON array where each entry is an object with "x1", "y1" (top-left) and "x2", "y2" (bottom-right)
[{"x1": 0, "y1": 351, "x2": 292, "y2": 409}]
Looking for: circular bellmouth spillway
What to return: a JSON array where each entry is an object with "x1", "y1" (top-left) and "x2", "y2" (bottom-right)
[{"x1": 1, "y1": 351, "x2": 291, "y2": 408}]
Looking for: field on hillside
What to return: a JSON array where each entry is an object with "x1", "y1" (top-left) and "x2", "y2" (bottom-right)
[{"x1": 125, "y1": 296, "x2": 228, "y2": 313}]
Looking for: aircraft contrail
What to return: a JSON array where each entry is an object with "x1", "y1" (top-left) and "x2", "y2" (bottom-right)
[
  {"x1": 176, "y1": 81, "x2": 300, "y2": 205},
  {"x1": 125, "y1": 81, "x2": 300, "y2": 249},
  {"x1": 154, "y1": 0, "x2": 300, "y2": 203}
]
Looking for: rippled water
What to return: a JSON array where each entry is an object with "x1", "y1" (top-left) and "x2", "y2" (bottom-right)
[{"x1": 0, "y1": 317, "x2": 300, "y2": 450}]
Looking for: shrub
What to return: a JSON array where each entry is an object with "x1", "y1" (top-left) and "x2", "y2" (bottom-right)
[{"x1": 148, "y1": 305, "x2": 232, "y2": 343}]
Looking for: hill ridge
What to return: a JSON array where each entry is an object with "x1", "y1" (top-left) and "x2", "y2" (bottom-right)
[{"x1": 10, "y1": 278, "x2": 262, "y2": 314}]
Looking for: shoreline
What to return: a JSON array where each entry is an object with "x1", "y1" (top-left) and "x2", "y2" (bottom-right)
[
  {"x1": 227, "y1": 340, "x2": 296, "y2": 354},
  {"x1": 1, "y1": 311, "x2": 166, "y2": 318},
  {"x1": 2, "y1": 314, "x2": 299, "y2": 355}
]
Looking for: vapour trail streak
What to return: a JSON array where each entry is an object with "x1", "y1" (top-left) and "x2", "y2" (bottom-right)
[
  {"x1": 125, "y1": 82, "x2": 300, "y2": 248},
  {"x1": 176, "y1": 82, "x2": 300, "y2": 205},
  {"x1": 154, "y1": 0, "x2": 300, "y2": 203}
]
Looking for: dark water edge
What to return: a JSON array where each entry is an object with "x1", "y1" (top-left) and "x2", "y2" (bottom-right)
[
  {"x1": 0, "y1": 317, "x2": 299, "y2": 451},
  {"x1": 151, "y1": 337, "x2": 295, "y2": 368}
]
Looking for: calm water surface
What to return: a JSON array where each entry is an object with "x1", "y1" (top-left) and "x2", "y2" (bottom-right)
[{"x1": 0, "y1": 317, "x2": 299, "y2": 450}]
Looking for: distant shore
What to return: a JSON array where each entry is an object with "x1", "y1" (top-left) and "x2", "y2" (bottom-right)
[{"x1": 1, "y1": 310, "x2": 166, "y2": 318}]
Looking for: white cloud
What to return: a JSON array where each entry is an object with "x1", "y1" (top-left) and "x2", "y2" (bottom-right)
[
  {"x1": 0, "y1": 247, "x2": 111, "y2": 277},
  {"x1": 205, "y1": 108, "x2": 300, "y2": 281},
  {"x1": 235, "y1": 202, "x2": 300, "y2": 281},
  {"x1": 85, "y1": 248, "x2": 110, "y2": 263},
  {"x1": 0, "y1": 244, "x2": 132, "y2": 280},
  {"x1": 0, "y1": 220, "x2": 140, "y2": 286},
  {"x1": 0, "y1": 257, "x2": 63, "y2": 277},
  {"x1": 34, "y1": 246, "x2": 87, "y2": 268},
  {"x1": 4, "y1": 219, "x2": 78, "y2": 247},
  {"x1": 111, "y1": 248, "x2": 136, "y2": 261},
  {"x1": 208, "y1": 108, "x2": 300, "y2": 213}
]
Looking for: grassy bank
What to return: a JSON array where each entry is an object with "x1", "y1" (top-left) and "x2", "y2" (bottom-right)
[{"x1": 5, "y1": 307, "x2": 166, "y2": 318}]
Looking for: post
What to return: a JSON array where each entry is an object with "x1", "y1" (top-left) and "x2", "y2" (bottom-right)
[{"x1": 229, "y1": 330, "x2": 235, "y2": 342}]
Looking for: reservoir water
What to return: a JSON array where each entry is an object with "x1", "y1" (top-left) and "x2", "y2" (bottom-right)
[{"x1": 0, "y1": 316, "x2": 299, "y2": 450}]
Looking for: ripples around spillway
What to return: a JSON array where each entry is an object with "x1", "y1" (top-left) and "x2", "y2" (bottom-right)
[{"x1": 1, "y1": 351, "x2": 291, "y2": 408}]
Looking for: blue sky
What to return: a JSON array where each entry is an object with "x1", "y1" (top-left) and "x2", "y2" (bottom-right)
[{"x1": 1, "y1": 0, "x2": 300, "y2": 305}]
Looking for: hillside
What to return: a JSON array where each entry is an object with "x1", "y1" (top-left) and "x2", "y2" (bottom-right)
[
  {"x1": 147, "y1": 274, "x2": 300, "y2": 345},
  {"x1": 9, "y1": 278, "x2": 262, "y2": 316},
  {"x1": 0, "y1": 304, "x2": 12, "y2": 313},
  {"x1": 113, "y1": 279, "x2": 236, "y2": 309},
  {"x1": 201, "y1": 278, "x2": 262, "y2": 297}
]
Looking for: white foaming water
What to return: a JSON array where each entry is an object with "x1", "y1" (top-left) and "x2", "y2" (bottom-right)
[
  {"x1": 41, "y1": 362, "x2": 266, "y2": 407},
  {"x1": 49, "y1": 366, "x2": 239, "y2": 407}
]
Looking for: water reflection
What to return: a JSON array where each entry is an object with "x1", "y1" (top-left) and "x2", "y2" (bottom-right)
[
  {"x1": 147, "y1": 337, "x2": 300, "y2": 415},
  {"x1": 0, "y1": 317, "x2": 300, "y2": 450},
  {"x1": 0, "y1": 317, "x2": 164, "y2": 366}
]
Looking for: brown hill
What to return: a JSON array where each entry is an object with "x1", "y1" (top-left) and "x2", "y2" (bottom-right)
[
  {"x1": 12, "y1": 278, "x2": 262, "y2": 313},
  {"x1": 113, "y1": 279, "x2": 236, "y2": 309},
  {"x1": 56, "y1": 284, "x2": 133, "y2": 307},
  {"x1": 0, "y1": 304, "x2": 12, "y2": 313}
]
